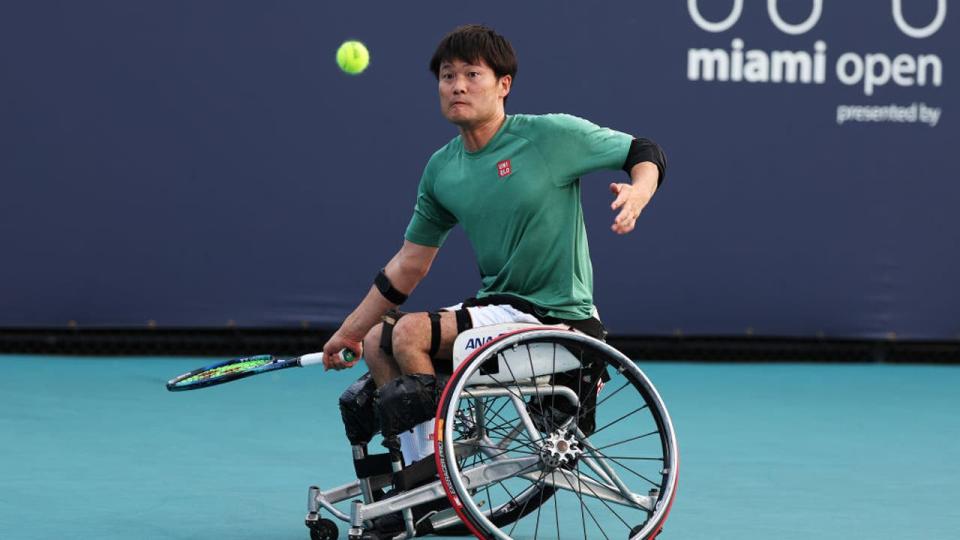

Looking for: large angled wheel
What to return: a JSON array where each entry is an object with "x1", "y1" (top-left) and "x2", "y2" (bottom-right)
[{"x1": 434, "y1": 328, "x2": 679, "y2": 539}]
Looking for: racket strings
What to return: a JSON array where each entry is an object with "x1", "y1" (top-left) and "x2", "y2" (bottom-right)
[{"x1": 177, "y1": 356, "x2": 274, "y2": 385}]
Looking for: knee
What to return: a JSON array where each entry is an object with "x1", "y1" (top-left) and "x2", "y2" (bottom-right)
[
  {"x1": 363, "y1": 324, "x2": 383, "y2": 357},
  {"x1": 362, "y1": 324, "x2": 391, "y2": 366},
  {"x1": 391, "y1": 314, "x2": 429, "y2": 359}
]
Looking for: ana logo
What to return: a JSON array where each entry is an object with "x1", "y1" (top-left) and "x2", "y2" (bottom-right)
[
  {"x1": 464, "y1": 336, "x2": 494, "y2": 350},
  {"x1": 497, "y1": 159, "x2": 512, "y2": 177}
]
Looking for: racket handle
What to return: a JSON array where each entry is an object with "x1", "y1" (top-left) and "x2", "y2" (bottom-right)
[{"x1": 299, "y1": 349, "x2": 357, "y2": 367}]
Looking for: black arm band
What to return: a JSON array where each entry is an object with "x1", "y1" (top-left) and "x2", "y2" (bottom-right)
[
  {"x1": 622, "y1": 138, "x2": 667, "y2": 188},
  {"x1": 374, "y1": 269, "x2": 408, "y2": 305}
]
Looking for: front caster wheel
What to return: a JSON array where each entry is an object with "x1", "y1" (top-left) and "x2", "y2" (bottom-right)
[{"x1": 308, "y1": 518, "x2": 339, "y2": 540}]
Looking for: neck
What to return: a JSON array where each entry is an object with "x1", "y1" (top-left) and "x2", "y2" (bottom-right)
[{"x1": 459, "y1": 112, "x2": 506, "y2": 152}]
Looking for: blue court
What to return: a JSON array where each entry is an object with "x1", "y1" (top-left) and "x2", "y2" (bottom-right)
[{"x1": 2, "y1": 355, "x2": 957, "y2": 539}]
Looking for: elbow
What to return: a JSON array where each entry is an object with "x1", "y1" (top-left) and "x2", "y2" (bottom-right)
[{"x1": 394, "y1": 254, "x2": 432, "y2": 282}]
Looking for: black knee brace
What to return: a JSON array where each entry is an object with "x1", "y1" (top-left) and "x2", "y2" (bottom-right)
[
  {"x1": 379, "y1": 309, "x2": 406, "y2": 356},
  {"x1": 338, "y1": 372, "x2": 380, "y2": 445},
  {"x1": 375, "y1": 374, "x2": 439, "y2": 442},
  {"x1": 427, "y1": 311, "x2": 442, "y2": 358},
  {"x1": 382, "y1": 310, "x2": 444, "y2": 359}
]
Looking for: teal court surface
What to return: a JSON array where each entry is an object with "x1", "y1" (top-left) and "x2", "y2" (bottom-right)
[{"x1": 2, "y1": 355, "x2": 958, "y2": 539}]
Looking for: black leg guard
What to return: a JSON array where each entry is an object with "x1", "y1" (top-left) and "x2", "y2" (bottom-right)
[
  {"x1": 375, "y1": 374, "x2": 439, "y2": 448},
  {"x1": 338, "y1": 372, "x2": 380, "y2": 445}
]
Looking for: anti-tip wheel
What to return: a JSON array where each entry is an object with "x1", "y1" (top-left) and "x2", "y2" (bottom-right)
[{"x1": 308, "y1": 518, "x2": 339, "y2": 540}]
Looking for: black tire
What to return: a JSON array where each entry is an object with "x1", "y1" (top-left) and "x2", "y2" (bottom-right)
[{"x1": 308, "y1": 518, "x2": 339, "y2": 540}]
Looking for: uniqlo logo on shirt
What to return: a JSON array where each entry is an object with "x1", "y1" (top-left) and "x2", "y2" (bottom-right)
[{"x1": 497, "y1": 159, "x2": 512, "y2": 177}]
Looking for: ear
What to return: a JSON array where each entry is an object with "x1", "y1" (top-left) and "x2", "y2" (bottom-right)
[{"x1": 498, "y1": 74, "x2": 512, "y2": 99}]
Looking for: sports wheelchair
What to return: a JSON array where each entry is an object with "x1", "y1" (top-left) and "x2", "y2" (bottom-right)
[{"x1": 305, "y1": 324, "x2": 679, "y2": 540}]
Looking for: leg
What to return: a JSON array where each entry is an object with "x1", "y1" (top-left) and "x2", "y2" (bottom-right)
[
  {"x1": 373, "y1": 311, "x2": 459, "y2": 457},
  {"x1": 391, "y1": 311, "x2": 460, "y2": 376},
  {"x1": 362, "y1": 323, "x2": 401, "y2": 388}
]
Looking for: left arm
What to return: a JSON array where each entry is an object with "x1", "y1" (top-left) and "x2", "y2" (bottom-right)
[
  {"x1": 609, "y1": 136, "x2": 667, "y2": 234},
  {"x1": 610, "y1": 161, "x2": 660, "y2": 235}
]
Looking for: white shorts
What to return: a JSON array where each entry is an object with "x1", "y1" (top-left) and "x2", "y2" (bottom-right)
[
  {"x1": 443, "y1": 303, "x2": 600, "y2": 328},
  {"x1": 443, "y1": 302, "x2": 542, "y2": 327}
]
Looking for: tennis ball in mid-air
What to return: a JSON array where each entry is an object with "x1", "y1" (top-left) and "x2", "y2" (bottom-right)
[{"x1": 336, "y1": 40, "x2": 369, "y2": 75}]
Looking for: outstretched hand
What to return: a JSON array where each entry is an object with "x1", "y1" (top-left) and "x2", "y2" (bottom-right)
[{"x1": 609, "y1": 182, "x2": 652, "y2": 235}]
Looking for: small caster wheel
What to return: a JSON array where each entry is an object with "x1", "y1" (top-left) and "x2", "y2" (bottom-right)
[{"x1": 308, "y1": 518, "x2": 339, "y2": 540}]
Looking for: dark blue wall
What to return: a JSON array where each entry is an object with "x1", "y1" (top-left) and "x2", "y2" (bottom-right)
[{"x1": 1, "y1": 1, "x2": 956, "y2": 339}]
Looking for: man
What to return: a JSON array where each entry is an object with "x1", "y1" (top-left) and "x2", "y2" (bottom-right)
[{"x1": 324, "y1": 24, "x2": 665, "y2": 462}]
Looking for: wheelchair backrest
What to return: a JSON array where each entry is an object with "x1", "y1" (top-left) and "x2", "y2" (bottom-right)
[{"x1": 452, "y1": 324, "x2": 582, "y2": 386}]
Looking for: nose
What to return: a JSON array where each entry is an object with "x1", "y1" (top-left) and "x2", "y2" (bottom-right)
[{"x1": 451, "y1": 74, "x2": 467, "y2": 94}]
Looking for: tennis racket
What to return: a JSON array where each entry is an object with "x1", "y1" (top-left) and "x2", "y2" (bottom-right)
[{"x1": 166, "y1": 349, "x2": 356, "y2": 392}]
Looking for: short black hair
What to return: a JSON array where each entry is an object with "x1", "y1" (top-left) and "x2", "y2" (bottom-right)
[{"x1": 429, "y1": 24, "x2": 518, "y2": 81}]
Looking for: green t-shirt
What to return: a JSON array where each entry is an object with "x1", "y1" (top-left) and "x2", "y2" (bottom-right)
[{"x1": 404, "y1": 113, "x2": 632, "y2": 320}]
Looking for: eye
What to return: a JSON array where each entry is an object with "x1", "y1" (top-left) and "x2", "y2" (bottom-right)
[
  {"x1": 441, "y1": 72, "x2": 454, "y2": 81},
  {"x1": 468, "y1": 71, "x2": 481, "y2": 78}
]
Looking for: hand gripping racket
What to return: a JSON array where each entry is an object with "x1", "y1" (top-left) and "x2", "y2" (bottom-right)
[{"x1": 165, "y1": 350, "x2": 357, "y2": 392}]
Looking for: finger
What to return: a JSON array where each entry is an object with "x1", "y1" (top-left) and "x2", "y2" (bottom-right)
[
  {"x1": 611, "y1": 220, "x2": 634, "y2": 235},
  {"x1": 609, "y1": 182, "x2": 621, "y2": 195},
  {"x1": 612, "y1": 191, "x2": 632, "y2": 211},
  {"x1": 613, "y1": 209, "x2": 638, "y2": 233},
  {"x1": 611, "y1": 184, "x2": 632, "y2": 210},
  {"x1": 325, "y1": 349, "x2": 344, "y2": 371},
  {"x1": 615, "y1": 206, "x2": 635, "y2": 225},
  {"x1": 322, "y1": 345, "x2": 337, "y2": 370}
]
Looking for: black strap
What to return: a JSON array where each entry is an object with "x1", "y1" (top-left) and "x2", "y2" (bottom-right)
[
  {"x1": 428, "y1": 312, "x2": 442, "y2": 357},
  {"x1": 379, "y1": 309, "x2": 406, "y2": 356},
  {"x1": 393, "y1": 455, "x2": 439, "y2": 491},
  {"x1": 374, "y1": 269, "x2": 409, "y2": 305},
  {"x1": 454, "y1": 308, "x2": 473, "y2": 333},
  {"x1": 563, "y1": 317, "x2": 608, "y2": 341},
  {"x1": 622, "y1": 137, "x2": 666, "y2": 188},
  {"x1": 353, "y1": 452, "x2": 395, "y2": 479}
]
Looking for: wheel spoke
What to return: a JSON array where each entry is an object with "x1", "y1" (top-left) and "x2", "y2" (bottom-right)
[
  {"x1": 571, "y1": 461, "x2": 634, "y2": 532},
  {"x1": 593, "y1": 430, "x2": 660, "y2": 452},
  {"x1": 589, "y1": 405, "x2": 649, "y2": 437},
  {"x1": 573, "y1": 459, "x2": 610, "y2": 540},
  {"x1": 507, "y1": 466, "x2": 551, "y2": 537},
  {"x1": 578, "y1": 444, "x2": 663, "y2": 488}
]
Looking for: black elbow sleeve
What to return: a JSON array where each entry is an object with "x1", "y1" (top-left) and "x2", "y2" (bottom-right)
[{"x1": 622, "y1": 138, "x2": 667, "y2": 188}]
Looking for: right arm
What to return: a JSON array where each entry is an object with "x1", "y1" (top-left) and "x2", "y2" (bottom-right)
[{"x1": 321, "y1": 240, "x2": 439, "y2": 370}]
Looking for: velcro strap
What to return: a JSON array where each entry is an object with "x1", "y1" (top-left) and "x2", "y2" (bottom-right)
[
  {"x1": 394, "y1": 455, "x2": 439, "y2": 491},
  {"x1": 428, "y1": 312, "x2": 442, "y2": 357},
  {"x1": 374, "y1": 269, "x2": 408, "y2": 305},
  {"x1": 379, "y1": 309, "x2": 406, "y2": 356},
  {"x1": 454, "y1": 308, "x2": 472, "y2": 334},
  {"x1": 353, "y1": 452, "x2": 395, "y2": 479}
]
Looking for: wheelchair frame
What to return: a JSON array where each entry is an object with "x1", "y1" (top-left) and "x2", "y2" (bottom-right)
[{"x1": 305, "y1": 326, "x2": 679, "y2": 540}]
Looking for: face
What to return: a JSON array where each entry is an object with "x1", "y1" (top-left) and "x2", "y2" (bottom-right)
[{"x1": 438, "y1": 58, "x2": 512, "y2": 127}]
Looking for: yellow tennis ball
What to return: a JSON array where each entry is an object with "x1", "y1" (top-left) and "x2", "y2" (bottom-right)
[{"x1": 336, "y1": 40, "x2": 369, "y2": 75}]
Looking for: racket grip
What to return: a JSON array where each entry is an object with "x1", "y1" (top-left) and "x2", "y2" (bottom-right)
[{"x1": 299, "y1": 349, "x2": 357, "y2": 367}]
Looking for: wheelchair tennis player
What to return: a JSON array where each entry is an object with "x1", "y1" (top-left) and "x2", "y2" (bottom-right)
[{"x1": 318, "y1": 24, "x2": 668, "y2": 540}]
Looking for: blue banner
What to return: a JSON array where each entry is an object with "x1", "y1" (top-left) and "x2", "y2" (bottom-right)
[{"x1": 1, "y1": 1, "x2": 955, "y2": 339}]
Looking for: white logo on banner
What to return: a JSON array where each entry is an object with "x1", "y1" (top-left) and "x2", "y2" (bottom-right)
[
  {"x1": 687, "y1": 0, "x2": 945, "y2": 38},
  {"x1": 685, "y1": 0, "x2": 947, "y2": 126}
]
